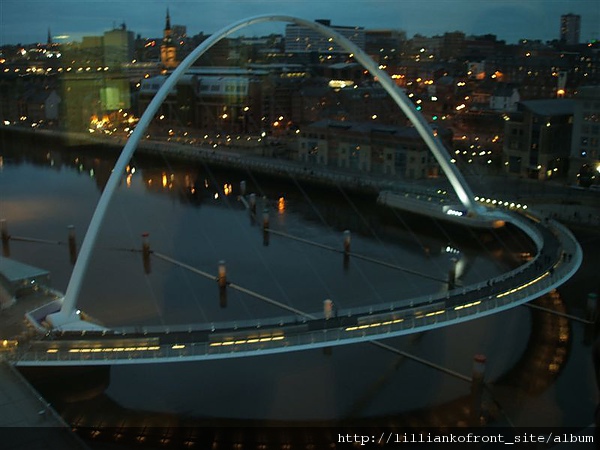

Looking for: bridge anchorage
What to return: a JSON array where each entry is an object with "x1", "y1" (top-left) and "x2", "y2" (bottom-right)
[{"x1": 10, "y1": 15, "x2": 582, "y2": 366}]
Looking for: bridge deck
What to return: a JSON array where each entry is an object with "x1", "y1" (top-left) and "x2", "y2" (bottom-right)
[{"x1": 8, "y1": 210, "x2": 582, "y2": 366}]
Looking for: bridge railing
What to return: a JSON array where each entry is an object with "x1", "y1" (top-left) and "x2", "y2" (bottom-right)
[{"x1": 16, "y1": 263, "x2": 571, "y2": 365}]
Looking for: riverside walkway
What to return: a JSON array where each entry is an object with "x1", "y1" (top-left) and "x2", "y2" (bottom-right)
[{"x1": 0, "y1": 360, "x2": 88, "y2": 449}]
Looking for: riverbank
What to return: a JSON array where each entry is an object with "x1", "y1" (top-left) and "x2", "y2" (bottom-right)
[
  {"x1": 1, "y1": 126, "x2": 396, "y2": 195},
  {"x1": 3, "y1": 125, "x2": 599, "y2": 232}
]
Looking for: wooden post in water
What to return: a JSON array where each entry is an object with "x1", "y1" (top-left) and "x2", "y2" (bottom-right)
[
  {"x1": 343, "y1": 230, "x2": 351, "y2": 270},
  {"x1": 470, "y1": 354, "x2": 486, "y2": 426},
  {"x1": 586, "y1": 292, "x2": 599, "y2": 343},
  {"x1": 218, "y1": 260, "x2": 227, "y2": 308},
  {"x1": 323, "y1": 299, "x2": 334, "y2": 356},
  {"x1": 324, "y1": 299, "x2": 334, "y2": 320},
  {"x1": 262, "y1": 208, "x2": 270, "y2": 246},
  {"x1": 587, "y1": 293, "x2": 598, "y2": 323},
  {"x1": 142, "y1": 232, "x2": 151, "y2": 274},
  {"x1": 1, "y1": 219, "x2": 9, "y2": 258},
  {"x1": 249, "y1": 193, "x2": 257, "y2": 224},
  {"x1": 448, "y1": 257, "x2": 457, "y2": 290},
  {"x1": 68, "y1": 225, "x2": 77, "y2": 265}
]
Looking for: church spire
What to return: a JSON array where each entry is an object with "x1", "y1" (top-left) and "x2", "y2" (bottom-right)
[{"x1": 160, "y1": 8, "x2": 178, "y2": 70}]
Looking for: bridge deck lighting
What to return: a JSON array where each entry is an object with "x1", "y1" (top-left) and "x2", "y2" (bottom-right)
[
  {"x1": 345, "y1": 318, "x2": 404, "y2": 332},
  {"x1": 454, "y1": 301, "x2": 481, "y2": 311},
  {"x1": 496, "y1": 272, "x2": 549, "y2": 299}
]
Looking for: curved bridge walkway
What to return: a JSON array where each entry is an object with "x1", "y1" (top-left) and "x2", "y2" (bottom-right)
[{"x1": 10, "y1": 209, "x2": 582, "y2": 366}]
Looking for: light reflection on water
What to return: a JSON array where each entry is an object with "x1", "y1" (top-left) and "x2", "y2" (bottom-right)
[{"x1": 1, "y1": 138, "x2": 594, "y2": 425}]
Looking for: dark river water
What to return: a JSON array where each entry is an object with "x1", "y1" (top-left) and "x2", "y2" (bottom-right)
[{"x1": 0, "y1": 130, "x2": 597, "y2": 430}]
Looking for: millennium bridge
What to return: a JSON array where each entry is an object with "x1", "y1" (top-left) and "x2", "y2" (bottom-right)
[{"x1": 1, "y1": 15, "x2": 583, "y2": 367}]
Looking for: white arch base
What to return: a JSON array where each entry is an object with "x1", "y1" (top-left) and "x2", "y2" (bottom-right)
[{"x1": 49, "y1": 14, "x2": 498, "y2": 328}]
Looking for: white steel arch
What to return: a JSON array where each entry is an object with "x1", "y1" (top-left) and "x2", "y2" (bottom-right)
[{"x1": 48, "y1": 14, "x2": 483, "y2": 326}]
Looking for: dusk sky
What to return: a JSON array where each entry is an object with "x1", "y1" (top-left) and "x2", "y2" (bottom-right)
[{"x1": 1, "y1": 0, "x2": 598, "y2": 46}]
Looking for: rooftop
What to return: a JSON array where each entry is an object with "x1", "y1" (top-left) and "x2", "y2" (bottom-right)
[
  {"x1": 520, "y1": 99, "x2": 575, "y2": 116},
  {"x1": 0, "y1": 256, "x2": 49, "y2": 287}
]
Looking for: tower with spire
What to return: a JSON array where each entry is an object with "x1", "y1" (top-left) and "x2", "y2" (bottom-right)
[{"x1": 160, "y1": 8, "x2": 178, "y2": 69}]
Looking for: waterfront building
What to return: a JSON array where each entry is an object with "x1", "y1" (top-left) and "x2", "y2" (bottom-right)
[
  {"x1": 297, "y1": 119, "x2": 448, "y2": 179},
  {"x1": 502, "y1": 99, "x2": 575, "y2": 179},
  {"x1": 569, "y1": 85, "x2": 600, "y2": 184},
  {"x1": 19, "y1": 90, "x2": 61, "y2": 123},
  {"x1": 138, "y1": 67, "x2": 270, "y2": 133}
]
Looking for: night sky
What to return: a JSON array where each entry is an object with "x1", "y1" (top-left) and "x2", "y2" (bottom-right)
[{"x1": 1, "y1": 0, "x2": 598, "y2": 46}]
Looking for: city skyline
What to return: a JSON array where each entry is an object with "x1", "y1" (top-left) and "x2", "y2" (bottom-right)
[{"x1": 1, "y1": 0, "x2": 599, "y2": 46}]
